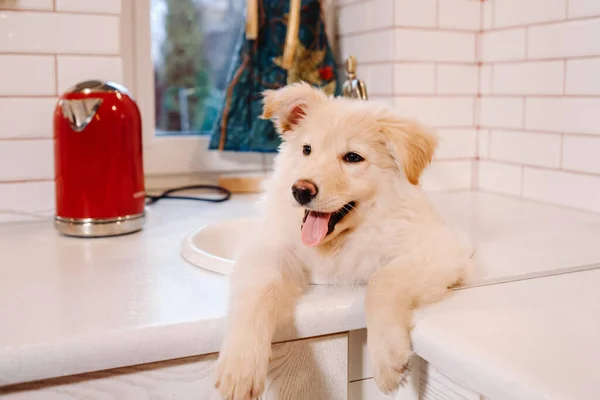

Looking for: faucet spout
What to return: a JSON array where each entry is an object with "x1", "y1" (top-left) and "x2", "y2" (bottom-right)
[{"x1": 341, "y1": 55, "x2": 368, "y2": 100}]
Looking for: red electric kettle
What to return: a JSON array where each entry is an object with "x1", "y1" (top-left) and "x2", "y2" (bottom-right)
[{"x1": 53, "y1": 80, "x2": 146, "y2": 237}]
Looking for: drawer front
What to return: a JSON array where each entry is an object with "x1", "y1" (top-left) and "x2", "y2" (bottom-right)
[
  {"x1": 348, "y1": 329, "x2": 481, "y2": 400},
  {"x1": 0, "y1": 334, "x2": 348, "y2": 400}
]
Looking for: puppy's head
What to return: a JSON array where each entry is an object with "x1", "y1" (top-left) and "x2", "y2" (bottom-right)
[{"x1": 262, "y1": 82, "x2": 437, "y2": 247}]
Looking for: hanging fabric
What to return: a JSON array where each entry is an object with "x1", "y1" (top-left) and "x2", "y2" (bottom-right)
[{"x1": 209, "y1": 0, "x2": 340, "y2": 153}]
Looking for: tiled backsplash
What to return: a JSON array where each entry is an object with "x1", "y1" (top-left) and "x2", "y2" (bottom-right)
[
  {"x1": 2, "y1": 0, "x2": 600, "y2": 221},
  {"x1": 338, "y1": 0, "x2": 600, "y2": 213},
  {"x1": 478, "y1": 0, "x2": 600, "y2": 213},
  {"x1": 338, "y1": 0, "x2": 480, "y2": 192},
  {"x1": 0, "y1": 0, "x2": 122, "y2": 222}
]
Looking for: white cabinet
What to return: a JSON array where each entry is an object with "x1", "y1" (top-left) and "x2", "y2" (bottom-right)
[
  {"x1": 0, "y1": 334, "x2": 348, "y2": 400},
  {"x1": 348, "y1": 329, "x2": 482, "y2": 400},
  {"x1": 0, "y1": 329, "x2": 487, "y2": 400}
]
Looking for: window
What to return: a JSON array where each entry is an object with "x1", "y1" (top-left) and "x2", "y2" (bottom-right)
[
  {"x1": 122, "y1": 0, "x2": 265, "y2": 175},
  {"x1": 151, "y1": 0, "x2": 245, "y2": 137}
]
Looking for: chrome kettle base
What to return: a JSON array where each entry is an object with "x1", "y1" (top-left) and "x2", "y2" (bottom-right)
[{"x1": 54, "y1": 213, "x2": 145, "y2": 238}]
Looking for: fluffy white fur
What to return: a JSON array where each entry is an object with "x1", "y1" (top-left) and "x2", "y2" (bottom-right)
[{"x1": 214, "y1": 83, "x2": 474, "y2": 399}]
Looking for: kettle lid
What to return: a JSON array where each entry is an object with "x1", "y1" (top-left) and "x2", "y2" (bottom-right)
[{"x1": 66, "y1": 80, "x2": 130, "y2": 96}]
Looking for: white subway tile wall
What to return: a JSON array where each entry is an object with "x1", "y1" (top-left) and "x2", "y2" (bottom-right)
[
  {"x1": 0, "y1": 2, "x2": 123, "y2": 222},
  {"x1": 338, "y1": 0, "x2": 480, "y2": 191},
  {"x1": 0, "y1": 12, "x2": 119, "y2": 54},
  {"x1": 394, "y1": 97, "x2": 475, "y2": 127},
  {"x1": 493, "y1": 0, "x2": 566, "y2": 28},
  {"x1": 562, "y1": 135, "x2": 600, "y2": 174},
  {"x1": 435, "y1": 129, "x2": 478, "y2": 159},
  {"x1": 480, "y1": 29, "x2": 527, "y2": 62},
  {"x1": 437, "y1": 0, "x2": 481, "y2": 31},
  {"x1": 565, "y1": 58, "x2": 600, "y2": 94},
  {"x1": 421, "y1": 160, "x2": 474, "y2": 192},
  {"x1": 393, "y1": 63, "x2": 436, "y2": 94},
  {"x1": 0, "y1": 98, "x2": 56, "y2": 139},
  {"x1": 0, "y1": 0, "x2": 53, "y2": 10},
  {"x1": 479, "y1": 97, "x2": 524, "y2": 128},
  {"x1": 0, "y1": 55, "x2": 56, "y2": 95},
  {"x1": 394, "y1": 29, "x2": 476, "y2": 62},
  {"x1": 361, "y1": 64, "x2": 393, "y2": 95},
  {"x1": 339, "y1": 0, "x2": 600, "y2": 212},
  {"x1": 437, "y1": 64, "x2": 478, "y2": 94},
  {"x1": 478, "y1": 160, "x2": 523, "y2": 196},
  {"x1": 4, "y1": 0, "x2": 600, "y2": 220},
  {"x1": 476, "y1": 0, "x2": 600, "y2": 212},
  {"x1": 56, "y1": 56, "x2": 123, "y2": 93},
  {"x1": 489, "y1": 130, "x2": 562, "y2": 168},
  {"x1": 394, "y1": 0, "x2": 437, "y2": 28},
  {"x1": 55, "y1": 0, "x2": 121, "y2": 14},
  {"x1": 492, "y1": 61, "x2": 564, "y2": 95}
]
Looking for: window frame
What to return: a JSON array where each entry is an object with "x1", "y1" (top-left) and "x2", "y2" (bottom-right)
[{"x1": 121, "y1": 0, "x2": 267, "y2": 176}]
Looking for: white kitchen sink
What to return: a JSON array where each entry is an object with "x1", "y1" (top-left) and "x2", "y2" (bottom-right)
[{"x1": 181, "y1": 217, "x2": 253, "y2": 277}]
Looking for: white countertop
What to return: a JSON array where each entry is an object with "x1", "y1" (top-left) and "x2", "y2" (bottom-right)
[
  {"x1": 1, "y1": 191, "x2": 600, "y2": 399},
  {"x1": 414, "y1": 268, "x2": 600, "y2": 400}
]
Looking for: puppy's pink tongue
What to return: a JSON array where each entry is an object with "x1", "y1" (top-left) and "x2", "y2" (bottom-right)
[{"x1": 301, "y1": 212, "x2": 331, "y2": 246}]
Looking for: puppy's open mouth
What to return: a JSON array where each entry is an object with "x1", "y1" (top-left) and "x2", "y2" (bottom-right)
[{"x1": 301, "y1": 201, "x2": 356, "y2": 246}]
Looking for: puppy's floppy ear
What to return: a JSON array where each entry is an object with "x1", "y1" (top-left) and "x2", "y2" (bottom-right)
[
  {"x1": 380, "y1": 117, "x2": 438, "y2": 185},
  {"x1": 261, "y1": 82, "x2": 327, "y2": 134}
]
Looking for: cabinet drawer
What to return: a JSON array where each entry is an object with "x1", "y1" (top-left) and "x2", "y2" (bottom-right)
[
  {"x1": 348, "y1": 329, "x2": 481, "y2": 400},
  {"x1": 0, "y1": 334, "x2": 348, "y2": 400}
]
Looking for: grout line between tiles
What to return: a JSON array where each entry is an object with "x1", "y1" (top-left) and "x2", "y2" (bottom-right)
[
  {"x1": 336, "y1": 0, "x2": 371, "y2": 9},
  {"x1": 0, "y1": 52, "x2": 121, "y2": 57},
  {"x1": 521, "y1": 97, "x2": 526, "y2": 129},
  {"x1": 483, "y1": 54, "x2": 600, "y2": 65},
  {"x1": 0, "y1": 7, "x2": 120, "y2": 16},
  {"x1": 337, "y1": 60, "x2": 478, "y2": 67},
  {"x1": 339, "y1": 25, "x2": 479, "y2": 39},
  {"x1": 53, "y1": 55, "x2": 59, "y2": 96},
  {"x1": 0, "y1": 95, "x2": 57, "y2": 99},
  {"x1": 559, "y1": 133, "x2": 565, "y2": 168},
  {"x1": 0, "y1": 137, "x2": 53, "y2": 141},
  {"x1": 482, "y1": 14, "x2": 600, "y2": 33},
  {"x1": 520, "y1": 165, "x2": 525, "y2": 196},
  {"x1": 478, "y1": 126, "x2": 600, "y2": 137},
  {"x1": 562, "y1": 59, "x2": 567, "y2": 94},
  {"x1": 482, "y1": 158, "x2": 600, "y2": 178},
  {"x1": 0, "y1": 178, "x2": 53, "y2": 184},
  {"x1": 487, "y1": 128, "x2": 492, "y2": 158},
  {"x1": 54, "y1": 55, "x2": 60, "y2": 95},
  {"x1": 433, "y1": 63, "x2": 438, "y2": 94}
]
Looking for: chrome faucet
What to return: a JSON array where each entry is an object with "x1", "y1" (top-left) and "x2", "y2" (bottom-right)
[{"x1": 341, "y1": 55, "x2": 368, "y2": 100}]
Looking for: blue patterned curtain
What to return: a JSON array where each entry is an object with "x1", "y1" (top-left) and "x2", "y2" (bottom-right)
[{"x1": 209, "y1": 0, "x2": 340, "y2": 153}]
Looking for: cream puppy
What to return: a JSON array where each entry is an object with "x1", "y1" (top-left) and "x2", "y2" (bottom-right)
[{"x1": 214, "y1": 83, "x2": 473, "y2": 399}]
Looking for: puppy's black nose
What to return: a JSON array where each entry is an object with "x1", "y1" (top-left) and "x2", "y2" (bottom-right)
[{"x1": 292, "y1": 180, "x2": 318, "y2": 205}]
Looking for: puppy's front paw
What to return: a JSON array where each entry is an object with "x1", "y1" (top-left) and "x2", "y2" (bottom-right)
[
  {"x1": 214, "y1": 337, "x2": 270, "y2": 400},
  {"x1": 368, "y1": 327, "x2": 412, "y2": 395}
]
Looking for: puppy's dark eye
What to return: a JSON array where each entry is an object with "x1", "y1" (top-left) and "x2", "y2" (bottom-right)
[
  {"x1": 343, "y1": 152, "x2": 364, "y2": 163},
  {"x1": 303, "y1": 145, "x2": 311, "y2": 156}
]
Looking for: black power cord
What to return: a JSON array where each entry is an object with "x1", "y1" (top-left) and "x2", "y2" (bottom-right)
[{"x1": 145, "y1": 185, "x2": 231, "y2": 205}]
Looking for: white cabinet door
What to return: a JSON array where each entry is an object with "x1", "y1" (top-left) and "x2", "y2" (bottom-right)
[
  {"x1": 348, "y1": 329, "x2": 420, "y2": 400},
  {"x1": 0, "y1": 334, "x2": 348, "y2": 400}
]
